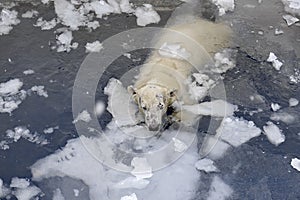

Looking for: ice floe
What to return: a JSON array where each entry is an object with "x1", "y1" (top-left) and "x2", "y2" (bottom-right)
[
  {"x1": 282, "y1": 14, "x2": 299, "y2": 26},
  {"x1": 0, "y1": 8, "x2": 20, "y2": 35},
  {"x1": 172, "y1": 137, "x2": 188, "y2": 152},
  {"x1": 55, "y1": 29, "x2": 78, "y2": 52},
  {"x1": 23, "y1": 69, "x2": 35, "y2": 75},
  {"x1": 135, "y1": 4, "x2": 160, "y2": 26},
  {"x1": 289, "y1": 98, "x2": 299, "y2": 107},
  {"x1": 195, "y1": 158, "x2": 219, "y2": 173},
  {"x1": 291, "y1": 158, "x2": 300, "y2": 172},
  {"x1": 271, "y1": 102, "x2": 281, "y2": 111},
  {"x1": 267, "y1": 52, "x2": 283, "y2": 71},
  {"x1": 217, "y1": 117, "x2": 261, "y2": 147},
  {"x1": 30, "y1": 85, "x2": 48, "y2": 98},
  {"x1": 52, "y1": 188, "x2": 65, "y2": 200},
  {"x1": 213, "y1": 49, "x2": 236, "y2": 73},
  {"x1": 85, "y1": 40, "x2": 103, "y2": 53},
  {"x1": 263, "y1": 121, "x2": 285, "y2": 146},
  {"x1": 6, "y1": 126, "x2": 48, "y2": 145},
  {"x1": 21, "y1": 10, "x2": 38, "y2": 18},
  {"x1": 34, "y1": 17, "x2": 58, "y2": 30},
  {"x1": 0, "y1": 179, "x2": 10, "y2": 198},
  {"x1": 121, "y1": 193, "x2": 138, "y2": 200},
  {"x1": 130, "y1": 157, "x2": 153, "y2": 179},
  {"x1": 281, "y1": 0, "x2": 300, "y2": 16},
  {"x1": 10, "y1": 178, "x2": 30, "y2": 189},
  {"x1": 270, "y1": 112, "x2": 296, "y2": 124}
]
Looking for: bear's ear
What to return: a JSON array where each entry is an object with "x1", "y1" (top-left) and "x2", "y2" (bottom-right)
[
  {"x1": 168, "y1": 88, "x2": 177, "y2": 98},
  {"x1": 127, "y1": 85, "x2": 138, "y2": 102}
]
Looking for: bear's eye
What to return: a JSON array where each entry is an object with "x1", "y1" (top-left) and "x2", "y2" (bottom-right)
[
  {"x1": 142, "y1": 106, "x2": 147, "y2": 110},
  {"x1": 158, "y1": 102, "x2": 164, "y2": 110}
]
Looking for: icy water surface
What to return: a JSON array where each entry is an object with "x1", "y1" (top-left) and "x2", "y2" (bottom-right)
[{"x1": 0, "y1": 0, "x2": 300, "y2": 200}]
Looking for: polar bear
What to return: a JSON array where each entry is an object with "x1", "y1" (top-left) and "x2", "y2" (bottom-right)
[{"x1": 128, "y1": 18, "x2": 232, "y2": 131}]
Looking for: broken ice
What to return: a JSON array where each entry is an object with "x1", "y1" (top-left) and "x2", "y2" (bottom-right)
[
  {"x1": 263, "y1": 121, "x2": 285, "y2": 146},
  {"x1": 135, "y1": 4, "x2": 160, "y2": 26}
]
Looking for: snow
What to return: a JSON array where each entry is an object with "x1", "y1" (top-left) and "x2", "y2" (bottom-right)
[
  {"x1": 187, "y1": 73, "x2": 215, "y2": 101},
  {"x1": 282, "y1": 14, "x2": 299, "y2": 26},
  {"x1": 121, "y1": 193, "x2": 138, "y2": 200},
  {"x1": 55, "y1": 29, "x2": 78, "y2": 53},
  {"x1": 135, "y1": 4, "x2": 160, "y2": 26},
  {"x1": 10, "y1": 178, "x2": 30, "y2": 189},
  {"x1": 211, "y1": 0, "x2": 235, "y2": 16},
  {"x1": 282, "y1": 0, "x2": 300, "y2": 16},
  {"x1": 217, "y1": 117, "x2": 261, "y2": 147},
  {"x1": 21, "y1": 10, "x2": 38, "y2": 18},
  {"x1": 267, "y1": 52, "x2": 283, "y2": 71},
  {"x1": 53, "y1": 188, "x2": 65, "y2": 200},
  {"x1": 263, "y1": 121, "x2": 285, "y2": 146},
  {"x1": 0, "y1": 8, "x2": 20, "y2": 35},
  {"x1": 30, "y1": 85, "x2": 48, "y2": 98},
  {"x1": 213, "y1": 49, "x2": 236, "y2": 73},
  {"x1": 289, "y1": 98, "x2": 299, "y2": 107},
  {"x1": 271, "y1": 102, "x2": 281, "y2": 111},
  {"x1": 158, "y1": 42, "x2": 191, "y2": 60},
  {"x1": 291, "y1": 158, "x2": 300, "y2": 172},
  {"x1": 34, "y1": 17, "x2": 58, "y2": 30},
  {"x1": 195, "y1": 158, "x2": 219, "y2": 173},
  {"x1": 73, "y1": 110, "x2": 92, "y2": 123},
  {"x1": 207, "y1": 176, "x2": 233, "y2": 200},
  {"x1": 270, "y1": 112, "x2": 296, "y2": 124},
  {"x1": 85, "y1": 41, "x2": 103, "y2": 53},
  {"x1": 182, "y1": 100, "x2": 237, "y2": 117},
  {"x1": 172, "y1": 137, "x2": 188, "y2": 152},
  {"x1": 23, "y1": 69, "x2": 35, "y2": 75}
]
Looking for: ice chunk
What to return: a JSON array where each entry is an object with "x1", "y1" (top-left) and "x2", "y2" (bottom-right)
[
  {"x1": 0, "y1": 9, "x2": 20, "y2": 35},
  {"x1": 187, "y1": 73, "x2": 215, "y2": 101},
  {"x1": 213, "y1": 49, "x2": 236, "y2": 73},
  {"x1": 172, "y1": 138, "x2": 188, "y2": 152},
  {"x1": 0, "y1": 178, "x2": 10, "y2": 198},
  {"x1": 0, "y1": 79, "x2": 23, "y2": 95},
  {"x1": 217, "y1": 117, "x2": 261, "y2": 147},
  {"x1": 0, "y1": 140, "x2": 9, "y2": 150},
  {"x1": 73, "y1": 189, "x2": 79, "y2": 197},
  {"x1": 10, "y1": 178, "x2": 30, "y2": 189},
  {"x1": 263, "y1": 121, "x2": 285, "y2": 146},
  {"x1": 85, "y1": 41, "x2": 103, "y2": 53},
  {"x1": 275, "y1": 28, "x2": 284, "y2": 35},
  {"x1": 195, "y1": 158, "x2": 219, "y2": 173},
  {"x1": 135, "y1": 4, "x2": 160, "y2": 26},
  {"x1": 158, "y1": 42, "x2": 191, "y2": 60},
  {"x1": 30, "y1": 85, "x2": 48, "y2": 98},
  {"x1": 54, "y1": 0, "x2": 86, "y2": 30},
  {"x1": 43, "y1": 126, "x2": 58, "y2": 134},
  {"x1": 182, "y1": 100, "x2": 237, "y2": 117},
  {"x1": 53, "y1": 188, "x2": 65, "y2": 200},
  {"x1": 120, "y1": 0, "x2": 134, "y2": 13},
  {"x1": 115, "y1": 177, "x2": 149, "y2": 189},
  {"x1": 131, "y1": 157, "x2": 153, "y2": 179},
  {"x1": 282, "y1": 0, "x2": 300, "y2": 16},
  {"x1": 212, "y1": 0, "x2": 235, "y2": 16},
  {"x1": 34, "y1": 17, "x2": 58, "y2": 30},
  {"x1": 13, "y1": 186, "x2": 41, "y2": 200},
  {"x1": 95, "y1": 101, "x2": 105, "y2": 117},
  {"x1": 89, "y1": 0, "x2": 115, "y2": 18},
  {"x1": 55, "y1": 29, "x2": 78, "y2": 53},
  {"x1": 271, "y1": 103, "x2": 281, "y2": 111},
  {"x1": 289, "y1": 98, "x2": 299, "y2": 107},
  {"x1": 267, "y1": 52, "x2": 283, "y2": 70},
  {"x1": 21, "y1": 10, "x2": 38, "y2": 18},
  {"x1": 6, "y1": 126, "x2": 48, "y2": 145},
  {"x1": 23, "y1": 69, "x2": 35, "y2": 75},
  {"x1": 207, "y1": 176, "x2": 233, "y2": 200},
  {"x1": 73, "y1": 110, "x2": 92, "y2": 123},
  {"x1": 282, "y1": 14, "x2": 299, "y2": 26},
  {"x1": 270, "y1": 112, "x2": 296, "y2": 124},
  {"x1": 291, "y1": 158, "x2": 300, "y2": 172},
  {"x1": 121, "y1": 193, "x2": 138, "y2": 200}
]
